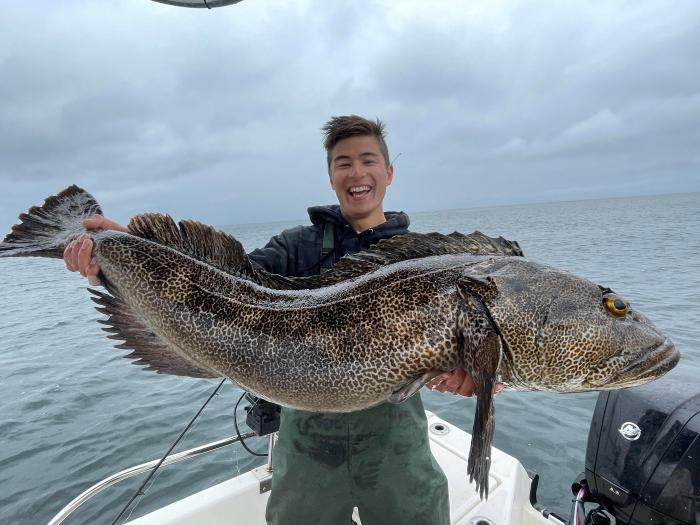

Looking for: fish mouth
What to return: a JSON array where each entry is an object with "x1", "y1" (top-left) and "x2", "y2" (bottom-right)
[{"x1": 587, "y1": 338, "x2": 680, "y2": 389}]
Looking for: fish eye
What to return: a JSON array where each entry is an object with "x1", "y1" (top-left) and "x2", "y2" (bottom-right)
[{"x1": 603, "y1": 294, "x2": 629, "y2": 317}]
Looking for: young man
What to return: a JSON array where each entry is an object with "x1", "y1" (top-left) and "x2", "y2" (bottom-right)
[{"x1": 64, "y1": 115, "x2": 478, "y2": 524}]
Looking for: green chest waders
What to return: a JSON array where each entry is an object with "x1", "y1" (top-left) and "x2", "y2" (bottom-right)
[
  {"x1": 265, "y1": 222, "x2": 450, "y2": 525},
  {"x1": 265, "y1": 396, "x2": 450, "y2": 525}
]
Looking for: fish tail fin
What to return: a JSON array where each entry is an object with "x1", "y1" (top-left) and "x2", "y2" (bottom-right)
[{"x1": 0, "y1": 185, "x2": 102, "y2": 258}]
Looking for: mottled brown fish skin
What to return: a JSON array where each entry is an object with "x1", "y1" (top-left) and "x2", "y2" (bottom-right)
[
  {"x1": 96, "y1": 232, "x2": 469, "y2": 410},
  {"x1": 94, "y1": 231, "x2": 678, "y2": 412}
]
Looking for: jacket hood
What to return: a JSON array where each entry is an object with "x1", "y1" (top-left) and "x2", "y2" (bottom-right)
[{"x1": 307, "y1": 204, "x2": 410, "y2": 234}]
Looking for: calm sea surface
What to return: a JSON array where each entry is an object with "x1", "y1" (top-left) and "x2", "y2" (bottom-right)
[{"x1": 1, "y1": 193, "x2": 698, "y2": 524}]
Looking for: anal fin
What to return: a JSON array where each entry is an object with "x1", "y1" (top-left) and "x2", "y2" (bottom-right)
[{"x1": 89, "y1": 288, "x2": 220, "y2": 379}]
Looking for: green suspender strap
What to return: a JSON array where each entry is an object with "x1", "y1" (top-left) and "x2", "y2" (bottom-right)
[{"x1": 320, "y1": 223, "x2": 335, "y2": 274}]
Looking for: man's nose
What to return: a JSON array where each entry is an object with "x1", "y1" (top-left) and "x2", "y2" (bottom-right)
[{"x1": 348, "y1": 161, "x2": 362, "y2": 177}]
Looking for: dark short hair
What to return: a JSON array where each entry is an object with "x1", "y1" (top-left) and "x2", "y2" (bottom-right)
[{"x1": 322, "y1": 115, "x2": 390, "y2": 172}]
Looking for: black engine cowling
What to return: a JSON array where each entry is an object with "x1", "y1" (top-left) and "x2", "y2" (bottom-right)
[{"x1": 585, "y1": 377, "x2": 700, "y2": 524}]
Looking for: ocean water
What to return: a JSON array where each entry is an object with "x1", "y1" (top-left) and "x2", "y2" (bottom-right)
[{"x1": 0, "y1": 192, "x2": 698, "y2": 524}]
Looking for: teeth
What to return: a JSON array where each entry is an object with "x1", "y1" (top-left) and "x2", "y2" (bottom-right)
[{"x1": 349, "y1": 185, "x2": 371, "y2": 193}]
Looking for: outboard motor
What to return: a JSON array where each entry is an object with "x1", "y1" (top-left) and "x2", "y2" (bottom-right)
[{"x1": 584, "y1": 378, "x2": 700, "y2": 524}]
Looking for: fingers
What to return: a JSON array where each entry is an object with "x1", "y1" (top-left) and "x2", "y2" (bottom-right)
[
  {"x1": 82, "y1": 214, "x2": 128, "y2": 232},
  {"x1": 455, "y1": 373, "x2": 477, "y2": 397},
  {"x1": 426, "y1": 369, "x2": 506, "y2": 398},
  {"x1": 85, "y1": 257, "x2": 99, "y2": 277},
  {"x1": 63, "y1": 213, "x2": 121, "y2": 281},
  {"x1": 438, "y1": 370, "x2": 470, "y2": 395},
  {"x1": 65, "y1": 212, "x2": 125, "y2": 276},
  {"x1": 82, "y1": 214, "x2": 104, "y2": 230},
  {"x1": 64, "y1": 214, "x2": 120, "y2": 278},
  {"x1": 430, "y1": 371, "x2": 472, "y2": 396},
  {"x1": 426, "y1": 373, "x2": 449, "y2": 390},
  {"x1": 445, "y1": 369, "x2": 467, "y2": 389},
  {"x1": 64, "y1": 241, "x2": 75, "y2": 271},
  {"x1": 71, "y1": 239, "x2": 81, "y2": 272},
  {"x1": 77, "y1": 236, "x2": 94, "y2": 276},
  {"x1": 426, "y1": 372, "x2": 452, "y2": 393},
  {"x1": 63, "y1": 235, "x2": 99, "y2": 276}
]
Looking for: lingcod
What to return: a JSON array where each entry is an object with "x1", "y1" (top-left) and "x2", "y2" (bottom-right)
[{"x1": 0, "y1": 185, "x2": 679, "y2": 498}]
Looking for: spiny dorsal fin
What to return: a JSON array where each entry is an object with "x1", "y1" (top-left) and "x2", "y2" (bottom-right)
[
  {"x1": 90, "y1": 287, "x2": 220, "y2": 378},
  {"x1": 127, "y1": 213, "x2": 259, "y2": 282},
  {"x1": 259, "y1": 231, "x2": 524, "y2": 290}
]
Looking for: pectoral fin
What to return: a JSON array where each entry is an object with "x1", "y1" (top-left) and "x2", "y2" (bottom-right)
[
  {"x1": 467, "y1": 333, "x2": 500, "y2": 499},
  {"x1": 388, "y1": 371, "x2": 442, "y2": 404},
  {"x1": 456, "y1": 278, "x2": 503, "y2": 500}
]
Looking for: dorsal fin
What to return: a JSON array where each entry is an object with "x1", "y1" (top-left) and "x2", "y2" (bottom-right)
[
  {"x1": 127, "y1": 213, "x2": 260, "y2": 282},
  {"x1": 259, "y1": 231, "x2": 524, "y2": 290},
  {"x1": 90, "y1": 287, "x2": 220, "y2": 378}
]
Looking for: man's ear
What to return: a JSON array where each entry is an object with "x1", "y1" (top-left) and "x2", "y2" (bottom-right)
[{"x1": 386, "y1": 164, "x2": 394, "y2": 186}]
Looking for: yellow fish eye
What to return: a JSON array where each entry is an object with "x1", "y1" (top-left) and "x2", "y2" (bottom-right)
[{"x1": 604, "y1": 295, "x2": 629, "y2": 317}]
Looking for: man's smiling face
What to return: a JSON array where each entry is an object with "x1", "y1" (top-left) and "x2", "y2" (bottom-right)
[{"x1": 329, "y1": 135, "x2": 394, "y2": 232}]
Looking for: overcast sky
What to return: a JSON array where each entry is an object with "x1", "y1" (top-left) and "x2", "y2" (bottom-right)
[{"x1": 1, "y1": 0, "x2": 698, "y2": 230}]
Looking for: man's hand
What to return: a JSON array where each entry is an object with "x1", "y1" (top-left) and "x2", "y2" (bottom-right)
[
  {"x1": 63, "y1": 214, "x2": 127, "y2": 283},
  {"x1": 427, "y1": 369, "x2": 505, "y2": 397}
]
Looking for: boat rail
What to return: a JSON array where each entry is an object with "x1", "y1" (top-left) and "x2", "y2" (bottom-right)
[{"x1": 48, "y1": 431, "x2": 260, "y2": 525}]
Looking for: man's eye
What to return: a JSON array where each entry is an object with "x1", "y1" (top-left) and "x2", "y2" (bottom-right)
[
  {"x1": 363, "y1": 160, "x2": 376, "y2": 165},
  {"x1": 337, "y1": 163, "x2": 350, "y2": 169}
]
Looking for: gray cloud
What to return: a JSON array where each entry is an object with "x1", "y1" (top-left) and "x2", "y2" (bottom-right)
[{"x1": 0, "y1": 0, "x2": 698, "y2": 231}]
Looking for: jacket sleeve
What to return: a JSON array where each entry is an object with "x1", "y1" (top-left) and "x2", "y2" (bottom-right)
[{"x1": 248, "y1": 232, "x2": 292, "y2": 276}]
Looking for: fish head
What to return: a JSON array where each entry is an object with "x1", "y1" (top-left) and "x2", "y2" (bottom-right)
[{"x1": 464, "y1": 258, "x2": 680, "y2": 392}]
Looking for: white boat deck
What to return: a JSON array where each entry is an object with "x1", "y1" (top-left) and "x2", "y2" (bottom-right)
[{"x1": 128, "y1": 412, "x2": 563, "y2": 525}]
